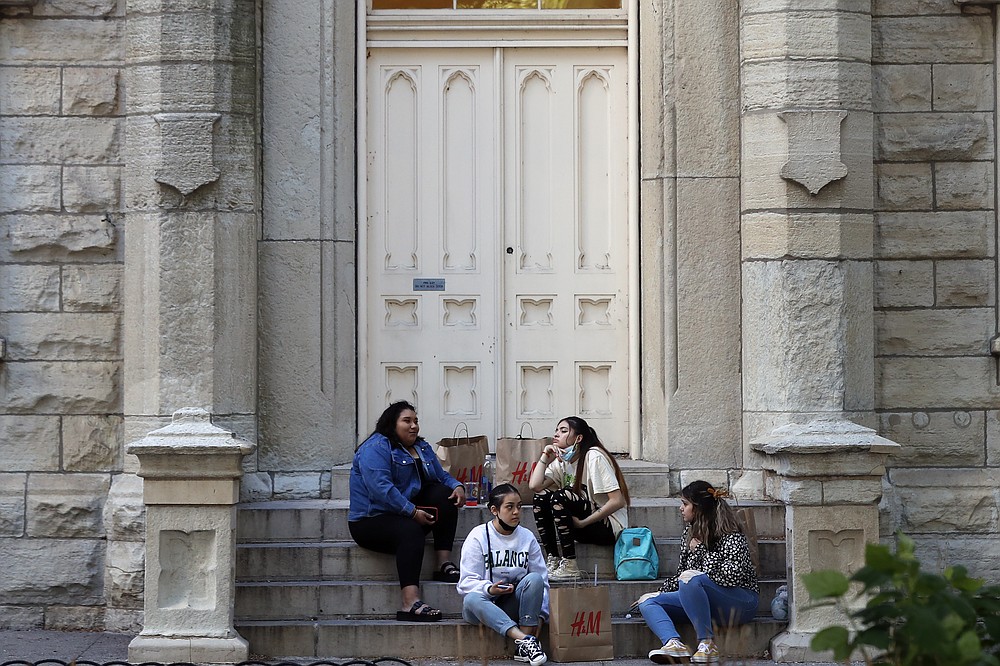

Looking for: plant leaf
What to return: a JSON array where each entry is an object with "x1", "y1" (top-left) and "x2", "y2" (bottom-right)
[
  {"x1": 803, "y1": 570, "x2": 850, "y2": 599},
  {"x1": 811, "y1": 625, "x2": 851, "y2": 660},
  {"x1": 956, "y1": 629, "x2": 981, "y2": 661},
  {"x1": 981, "y1": 615, "x2": 1000, "y2": 641},
  {"x1": 864, "y1": 543, "x2": 898, "y2": 573},
  {"x1": 855, "y1": 627, "x2": 891, "y2": 650}
]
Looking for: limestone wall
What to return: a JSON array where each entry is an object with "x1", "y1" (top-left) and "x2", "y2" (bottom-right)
[
  {"x1": 3, "y1": 0, "x2": 1000, "y2": 635},
  {"x1": 0, "y1": 0, "x2": 124, "y2": 629},
  {"x1": 872, "y1": 0, "x2": 1000, "y2": 581}
]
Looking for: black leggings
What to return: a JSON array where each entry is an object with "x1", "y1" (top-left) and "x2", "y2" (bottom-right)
[
  {"x1": 348, "y1": 482, "x2": 458, "y2": 588},
  {"x1": 533, "y1": 486, "x2": 616, "y2": 560}
]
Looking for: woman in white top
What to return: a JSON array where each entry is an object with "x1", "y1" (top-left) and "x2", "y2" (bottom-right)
[
  {"x1": 528, "y1": 415, "x2": 630, "y2": 581},
  {"x1": 458, "y1": 483, "x2": 550, "y2": 666}
]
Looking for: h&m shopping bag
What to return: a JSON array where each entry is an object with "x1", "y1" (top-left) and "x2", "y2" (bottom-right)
[
  {"x1": 435, "y1": 423, "x2": 488, "y2": 485},
  {"x1": 495, "y1": 424, "x2": 548, "y2": 499},
  {"x1": 548, "y1": 582, "x2": 614, "y2": 662}
]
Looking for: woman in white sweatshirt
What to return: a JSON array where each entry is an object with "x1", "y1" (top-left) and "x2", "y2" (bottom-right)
[{"x1": 458, "y1": 483, "x2": 550, "y2": 666}]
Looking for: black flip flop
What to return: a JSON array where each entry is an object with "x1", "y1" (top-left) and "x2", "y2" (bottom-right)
[
  {"x1": 433, "y1": 560, "x2": 460, "y2": 583},
  {"x1": 396, "y1": 599, "x2": 442, "y2": 622}
]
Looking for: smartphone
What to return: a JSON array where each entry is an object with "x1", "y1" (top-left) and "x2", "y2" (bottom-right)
[
  {"x1": 415, "y1": 506, "x2": 438, "y2": 520},
  {"x1": 496, "y1": 582, "x2": 514, "y2": 591}
]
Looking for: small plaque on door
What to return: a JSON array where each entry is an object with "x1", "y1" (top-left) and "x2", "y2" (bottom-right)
[{"x1": 413, "y1": 278, "x2": 445, "y2": 292}]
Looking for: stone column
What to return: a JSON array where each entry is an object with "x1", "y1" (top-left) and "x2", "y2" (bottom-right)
[
  {"x1": 739, "y1": 1, "x2": 901, "y2": 660},
  {"x1": 103, "y1": 0, "x2": 258, "y2": 632},
  {"x1": 126, "y1": 408, "x2": 254, "y2": 662}
]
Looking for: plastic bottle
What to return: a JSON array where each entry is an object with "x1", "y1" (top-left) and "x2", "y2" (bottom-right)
[{"x1": 480, "y1": 453, "x2": 494, "y2": 502}]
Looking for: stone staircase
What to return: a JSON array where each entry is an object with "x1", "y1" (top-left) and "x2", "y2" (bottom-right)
[{"x1": 234, "y1": 463, "x2": 788, "y2": 659}]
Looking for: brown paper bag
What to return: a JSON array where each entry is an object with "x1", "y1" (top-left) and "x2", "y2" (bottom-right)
[
  {"x1": 435, "y1": 423, "x2": 488, "y2": 485},
  {"x1": 495, "y1": 424, "x2": 548, "y2": 499},
  {"x1": 547, "y1": 583, "x2": 614, "y2": 662}
]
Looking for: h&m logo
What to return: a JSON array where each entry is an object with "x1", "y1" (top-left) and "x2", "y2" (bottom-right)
[
  {"x1": 510, "y1": 460, "x2": 538, "y2": 484},
  {"x1": 453, "y1": 465, "x2": 483, "y2": 483},
  {"x1": 570, "y1": 610, "x2": 602, "y2": 637}
]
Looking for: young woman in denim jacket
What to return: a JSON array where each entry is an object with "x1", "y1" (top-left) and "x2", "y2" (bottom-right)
[{"x1": 348, "y1": 400, "x2": 466, "y2": 621}]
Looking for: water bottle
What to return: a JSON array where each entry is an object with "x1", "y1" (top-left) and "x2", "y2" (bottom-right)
[{"x1": 480, "y1": 453, "x2": 494, "y2": 502}]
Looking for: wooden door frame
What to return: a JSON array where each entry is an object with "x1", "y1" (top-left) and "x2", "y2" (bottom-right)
[{"x1": 355, "y1": 0, "x2": 640, "y2": 458}]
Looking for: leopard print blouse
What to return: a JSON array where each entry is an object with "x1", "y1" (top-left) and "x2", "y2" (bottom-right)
[{"x1": 659, "y1": 524, "x2": 759, "y2": 594}]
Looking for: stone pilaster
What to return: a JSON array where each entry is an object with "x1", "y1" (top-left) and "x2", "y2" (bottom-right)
[
  {"x1": 741, "y1": 0, "x2": 876, "y2": 444},
  {"x1": 740, "y1": 1, "x2": 900, "y2": 659},
  {"x1": 639, "y1": 0, "x2": 743, "y2": 473},
  {"x1": 126, "y1": 408, "x2": 253, "y2": 662},
  {"x1": 104, "y1": 0, "x2": 258, "y2": 632}
]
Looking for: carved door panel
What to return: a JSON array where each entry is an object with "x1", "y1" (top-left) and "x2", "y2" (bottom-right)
[
  {"x1": 366, "y1": 47, "x2": 629, "y2": 450},
  {"x1": 501, "y1": 48, "x2": 629, "y2": 451},
  {"x1": 366, "y1": 48, "x2": 499, "y2": 437}
]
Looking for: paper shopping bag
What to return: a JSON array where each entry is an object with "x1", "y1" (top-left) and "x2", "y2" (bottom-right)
[
  {"x1": 495, "y1": 424, "x2": 548, "y2": 499},
  {"x1": 435, "y1": 423, "x2": 488, "y2": 485},
  {"x1": 547, "y1": 583, "x2": 614, "y2": 662}
]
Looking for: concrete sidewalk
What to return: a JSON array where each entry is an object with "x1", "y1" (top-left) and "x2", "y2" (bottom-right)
[
  {"x1": 0, "y1": 630, "x2": 133, "y2": 662},
  {"x1": 0, "y1": 629, "x2": 825, "y2": 666}
]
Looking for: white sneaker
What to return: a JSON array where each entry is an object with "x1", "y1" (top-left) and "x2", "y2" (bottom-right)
[
  {"x1": 549, "y1": 558, "x2": 582, "y2": 581},
  {"x1": 514, "y1": 635, "x2": 548, "y2": 666},
  {"x1": 648, "y1": 637, "x2": 691, "y2": 663},
  {"x1": 545, "y1": 555, "x2": 560, "y2": 574}
]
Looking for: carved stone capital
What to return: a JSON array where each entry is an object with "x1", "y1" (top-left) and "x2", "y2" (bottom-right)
[{"x1": 752, "y1": 417, "x2": 900, "y2": 481}]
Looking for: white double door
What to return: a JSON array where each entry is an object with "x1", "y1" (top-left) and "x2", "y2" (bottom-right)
[{"x1": 365, "y1": 46, "x2": 630, "y2": 451}]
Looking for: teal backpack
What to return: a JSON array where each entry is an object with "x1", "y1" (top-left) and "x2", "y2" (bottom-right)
[{"x1": 614, "y1": 526, "x2": 659, "y2": 581}]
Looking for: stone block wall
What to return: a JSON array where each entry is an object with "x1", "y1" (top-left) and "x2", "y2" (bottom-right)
[
  {"x1": 872, "y1": 0, "x2": 1000, "y2": 581},
  {"x1": 0, "y1": 0, "x2": 124, "y2": 629}
]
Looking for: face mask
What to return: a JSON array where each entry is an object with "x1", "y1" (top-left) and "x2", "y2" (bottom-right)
[
  {"x1": 560, "y1": 444, "x2": 577, "y2": 462},
  {"x1": 495, "y1": 516, "x2": 517, "y2": 533}
]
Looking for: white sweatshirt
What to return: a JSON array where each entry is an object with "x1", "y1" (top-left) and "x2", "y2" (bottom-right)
[{"x1": 458, "y1": 521, "x2": 550, "y2": 617}]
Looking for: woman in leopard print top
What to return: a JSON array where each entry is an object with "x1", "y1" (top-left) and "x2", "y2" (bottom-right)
[{"x1": 636, "y1": 481, "x2": 759, "y2": 665}]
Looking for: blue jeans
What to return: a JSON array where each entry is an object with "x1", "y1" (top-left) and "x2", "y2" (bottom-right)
[
  {"x1": 462, "y1": 572, "x2": 545, "y2": 637},
  {"x1": 638, "y1": 573, "x2": 758, "y2": 643}
]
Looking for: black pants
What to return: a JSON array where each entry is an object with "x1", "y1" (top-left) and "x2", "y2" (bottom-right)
[
  {"x1": 533, "y1": 486, "x2": 616, "y2": 560},
  {"x1": 349, "y1": 482, "x2": 458, "y2": 588}
]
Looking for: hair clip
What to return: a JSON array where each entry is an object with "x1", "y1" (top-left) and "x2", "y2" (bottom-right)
[{"x1": 707, "y1": 486, "x2": 731, "y2": 500}]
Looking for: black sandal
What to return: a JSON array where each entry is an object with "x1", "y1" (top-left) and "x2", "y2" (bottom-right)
[
  {"x1": 433, "y1": 561, "x2": 460, "y2": 583},
  {"x1": 396, "y1": 600, "x2": 443, "y2": 622}
]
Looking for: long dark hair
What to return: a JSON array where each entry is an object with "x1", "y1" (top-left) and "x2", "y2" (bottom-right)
[
  {"x1": 682, "y1": 480, "x2": 742, "y2": 550},
  {"x1": 561, "y1": 416, "x2": 630, "y2": 506},
  {"x1": 360, "y1": 400, "x2": 419, "y2": 449}
]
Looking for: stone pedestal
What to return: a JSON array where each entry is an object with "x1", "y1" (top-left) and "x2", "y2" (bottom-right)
[
  {"x1": 126, "y1": 408, "x2": 254, "y2": 663},
  {"x1": 753, "y1": 419, "x2": 899, "y2": 662}
]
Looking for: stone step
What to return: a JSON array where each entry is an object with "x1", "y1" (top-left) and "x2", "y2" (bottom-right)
[
  {"x1": 237, "y1": 616, "x2": 787, "y2": 659},
  {"x1": 235, "y1": 537, "x2": 787, "y2": 582},
  {"x1": 237, "y1": 498, "x2": 786, "y2": 543},
  {"x1": 330, "y1": 459, "x2": 679, "y2": 499},
  {"x1": 235, "y1": 578, "x2": 787, "y2": 621}
]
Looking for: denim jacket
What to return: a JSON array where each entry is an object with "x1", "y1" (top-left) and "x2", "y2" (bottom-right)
[{"x1": 348, "y1": 433, "x2": 461, "y2": 521}]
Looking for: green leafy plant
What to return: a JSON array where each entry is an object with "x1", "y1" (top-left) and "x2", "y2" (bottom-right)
[{"x1": 802, "y1": 533, "x2": 1000, "y2": 666}]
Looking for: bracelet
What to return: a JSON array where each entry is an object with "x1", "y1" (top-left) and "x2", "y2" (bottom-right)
[{"x1": 538, "y1": 456, "x2": 550, "y2": 464}]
